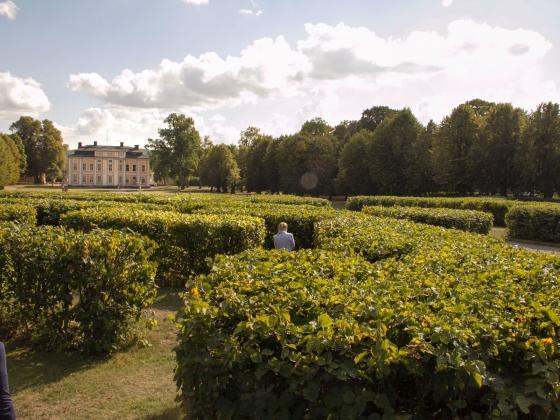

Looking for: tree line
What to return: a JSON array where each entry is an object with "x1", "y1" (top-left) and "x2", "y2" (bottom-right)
[
  {"x1": 149, "y1": 100, "x2": 560, "y2": 198},
  {"x1": 0, "y1": 116, "x2": 67, "y2": 187}
]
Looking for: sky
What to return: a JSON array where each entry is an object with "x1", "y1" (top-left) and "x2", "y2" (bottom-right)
[{"x1": 1, "y1": 0, "x2": 559, "y2": 148}]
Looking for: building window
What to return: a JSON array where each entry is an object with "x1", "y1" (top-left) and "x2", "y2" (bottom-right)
[
  {"x1": 126, "y1": 164, "x2": 130, "y2": 172},
  {"x1": 125, "y1": 176, "x2": 129, "y2": 184},
  {"x1": 82, "y1": 174, "x2": 86, "y2": 183},
  {"x1": 118, "y1": 175, "x2": 122, "y2": 185},
  {"x1": 73, "y1": 162, "x2": 78, "y2": 171},
  {"x1": 132, "y1": 176, "x2": 137, "y2": 183},
  {"x1": 90, "y1": 175, "x2": 94, "y2": 184},
  {"x1": 141, "y1": 165, "x2": 145, "y2": 172},
  {"x1": 131, "y1": 164, "x2": 136, "y2": 171},
  {"x1": 97, "y1": 175, "x2": 102, "y2": 184},
  {"x1": 119, "y1": 161, "x2": 123, "y2": 171},
  {"x1": 108, "y1": 175, "x2": 113, "y2": 184},
  {"x1": 90, "y1": 163, "x2": 94, "y2": 171},
  {"x1": 141, "y1": 177, "x2": 145, "y2": 184},
  {"x1": 82, "y1": 163, "x2": 86, "y2": 171},
  {"x1": 108, "y1": 160, "x2": 113, "y2": 171},
  {"x1": 73, "y1": 175, "x2": 78, "y2": 183},
  {"x1": 97, "y1": 160, "x2": 102, "y2": 171}
]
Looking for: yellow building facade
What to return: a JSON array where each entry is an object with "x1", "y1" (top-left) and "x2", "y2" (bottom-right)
[{"x1": 67, "y1": 142, "x2": 151, "y2": 188}]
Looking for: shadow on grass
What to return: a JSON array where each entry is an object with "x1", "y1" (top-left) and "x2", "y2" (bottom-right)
[
  {"x1": 153, "y1": 288, "x2": 183, "y2": 312},
  {"x1": 143, "y1": 406, "x2": 185, "y2": 420},
  {"x1": 7, "y1": 347, "x2": 97, "y2": 393}
]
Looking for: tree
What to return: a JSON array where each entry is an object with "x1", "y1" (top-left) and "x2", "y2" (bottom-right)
[
  {"x1": 405, "y1": 120, "x2": 436, "y2": 195},
  {"x1": 358, "y1": 106, "x2": 398, "y2": 132},
  {"x1": 336, "y1": 130, "x2": 375, "y2": 195},
  {"x1": 432, "y1": 104, "x2": 481, "y2": 194},
  {"x1": 246, "y1": 135, "x2": 272, "y2": 193},
  {"x1": 147, "y1": 114, "x2": 202, "y2": 190},
  {"x1": 367, "y1": 109, "x2": 423, "y2": 195},
  {"x1": 263, "y1": 138, "x2": 281, "y2": 193},
  {"x1": 480, "y1": 104, "x2": 525, "y2": 196},
  {"x1": 521, "y1": 102, "x2": 560, "y2": 198},
  {"x1": 237, "y1": 127, "x2": 271, "y2": 192},
  {"x1": 300, "y1": 117, "x2": 332, "y2": 136},
  {"x1": 10, "y1": 116, "x2": 66, "y2": 184},
  {"x1": 199, "y1": 144, "x2": 240, "y2": 193},
  {"x1": 0, "y1": 134, "x2": 23, "y2": 188}
]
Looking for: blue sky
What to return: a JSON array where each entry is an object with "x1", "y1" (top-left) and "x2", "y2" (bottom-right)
[{"x1": 1, "y1": 0, "x2": 559, "y2": 147}]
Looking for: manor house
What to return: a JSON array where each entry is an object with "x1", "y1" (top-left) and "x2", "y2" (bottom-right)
[{"x1": 66, "y1": 142, "x2": 151, "y2": 188}]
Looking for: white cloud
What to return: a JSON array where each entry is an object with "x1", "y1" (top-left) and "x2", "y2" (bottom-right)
[
  {"x1": 0, "y1": 72, "x2": 50, "y2": 117},
  {"x1": 239, "y1": 8, "x2": 263, "y2": 16},
  {"x1": 442, "y1": 0, "x2": 454, "y2": 7},
  {"x1": 65, "y1": 19, "x2": 559, "y2": 145},
  {"x1": 181, "y1": 0, "x2": 208, "y2": 5},
  {"x1": 0, "y1": 0, "x2": 17, "y2": 19}
]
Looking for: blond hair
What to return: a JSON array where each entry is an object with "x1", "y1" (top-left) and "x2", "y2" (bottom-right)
[{"x1": 277, "y1": 222, "x2": 288, "y2": 232}]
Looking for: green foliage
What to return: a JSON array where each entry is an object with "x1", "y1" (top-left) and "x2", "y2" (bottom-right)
[
  {"x1": 195, "y1": 203, "x2": 335, "y2": 249},
  {"x1": 60, "y1": 207, "x2": 266, "y2": 285},
  {"x1": 506, "y1": 204, "x2": 560, "y2": 243},
  {"x1": 346, "y1": 195, "x2": 512, "y2": 226},
  {"x1": 199, "y1": 144, "x2": 241, "y2": 192},
  {"x1": 0, "y1": 203, "x2": 36, "y2": 224},
  {"x1": 0, "y1": 225, "x2": 157, "y2": 354},
  {"x1": 147, "y1": 113, "x2": 202, "y2": 189},
  {"x1": 362, "y1": 205, "x2": 494, "y2": 234},
  {"x1": 0, "y1": 134, "x2": 23, "y2": 187},
  {"x1": 9, "y1": 117, "x2": 66, "y2": 183},
  {"x1": 336, "y1": 130, "x2": 374, "y2": 195},
  {"x1": 176, "y1": 243, "x2": 560, "y2": 418}
]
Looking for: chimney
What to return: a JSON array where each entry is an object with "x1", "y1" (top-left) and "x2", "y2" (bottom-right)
[
  {"x1": 93, "y1": 141, "x2": 98, "y2": 146},
  {"x1": 78, "y1": 142, "x2": 82, "y2": 149},
  {"x1": 120, "y1": 142, "x2": 124, "y2": 147},
  {"x1": 134, "y1": 145, "x2": 139, "y2": 150}
]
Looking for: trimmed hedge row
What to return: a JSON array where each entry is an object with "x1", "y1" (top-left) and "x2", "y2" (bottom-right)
[
  {"x1": 347, "y1": 195, "x2": 511, "y2": 226},
  {"x1": 506, "y1": 204, "x2": 560, "y2": 243},
  {"x1": 0, "y1": 224, "x2": 157, "y2": 354},
  {"x1": 0, "y1": 203, "x2": 36, "y2": 224},
  {"x1": 362, "y1": 205, "x2": 494, "y2": 234},
  {"x1": 195, "y1": 204, "x2": 335, "y2": 249},
  {"x1": 60, "y1": 208, "x2": 266, "y2": 285},
  {"x1": 177, "y1": 224, "x2": 560, "y2": 418}
]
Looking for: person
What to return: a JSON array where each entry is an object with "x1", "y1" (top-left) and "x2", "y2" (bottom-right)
[
  {"x1": 0, "y1": 342, "x2": 16, "y2": 420},
  {"x1": 273, "y1": 222, "x2": 295, "y2": 251}
]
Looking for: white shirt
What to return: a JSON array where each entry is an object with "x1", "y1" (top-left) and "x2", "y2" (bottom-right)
[{"x1": 273, "y1": 231, "x2": 295, "y2": 251}]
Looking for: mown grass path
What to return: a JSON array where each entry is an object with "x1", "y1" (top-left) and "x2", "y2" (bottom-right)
[{"x1": 7, "y1": 289, "x2": 184, "y2": 420}]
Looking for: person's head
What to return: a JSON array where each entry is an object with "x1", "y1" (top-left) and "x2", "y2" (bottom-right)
[{"x1": 277, "y1": 222, "x2": 288, "y2": 233}]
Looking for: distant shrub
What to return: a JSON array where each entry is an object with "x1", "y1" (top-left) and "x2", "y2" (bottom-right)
[
  {"x1": 506, "y1": 204, "x2": 560, "y2": 243},
  {"x1": 362, "y1": 205, "x2": 493, "y2": 234},
  {"x1": 0, "y1": 225, "x2": 157, "y2": 354}
]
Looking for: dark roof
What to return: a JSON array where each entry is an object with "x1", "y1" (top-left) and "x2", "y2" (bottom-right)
[
  {"x1": 68, "y1": 150, "x2": 95, "y2": 157},
  {"x1": 68, "y1": 144, "x2": 150, "y2": 159}
]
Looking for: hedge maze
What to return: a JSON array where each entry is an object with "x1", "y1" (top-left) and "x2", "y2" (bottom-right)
[{"x1": 0, "y1": 191, "x2": 559, "y2": 417}]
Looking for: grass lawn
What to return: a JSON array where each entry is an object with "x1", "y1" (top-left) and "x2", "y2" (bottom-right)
[{"x1": 6, "y1": 289, "x2": 184, "y2": 420}]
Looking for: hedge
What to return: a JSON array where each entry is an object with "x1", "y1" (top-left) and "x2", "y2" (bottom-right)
[
  {"x1": 195, "y1": 204, "x2": 335, "y2": 249},
  {"x1": 60, "y1": 208, "x2": 266, "y2": 285},
  {"x1": 362, "y1": 205, "x2": 494, "y2": 234},
  {"x1": 0, "y1": 203, "x2": 36, "y2": 224},
  {"x1": 506, "y1": 204, "x2": 560, "y2": 243},
  {"x1": 176, "y1": 237, "x2": 560, "y2": 418},
  {"x1": 0, "y1": 224, "x2": 157, "y2": 354},
  {"x1": 346, "y1": 196, "x2": 511, "y2": 226}
]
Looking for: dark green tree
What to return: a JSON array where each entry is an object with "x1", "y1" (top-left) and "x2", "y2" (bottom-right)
[
  {"x1": 199, "y1": 144, "x2": 240, "y2": 192},
  {"x1": 358, "y1": 106, "x2": 398, "y2": 132},
  {"x1": 147, "y1": 114, "x2": 202, "y2": 190},
  {"x1": 0, "y1": 134, "x2": 23, "y2": 188},
  {"x1": 10, "y1": 116, "x2": 66, "y2": 184},
  {"x1": 336, "y1": 130, "x2": 375, "y2": 195},
  {"x1": 520, "y1": 102, "x2": 560, "y2": 198}
]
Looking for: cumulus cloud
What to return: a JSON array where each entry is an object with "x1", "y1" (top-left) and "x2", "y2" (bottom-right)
[
  {"x1": 0, "y1": 0, "x2": 17, "y2": 19},
  {"x1": 181, "y1": 0, "x2": 208, "y2": 5},
  {"x1": 65, "y1": 19, "x2": 559, "y2": 144},
  {"x1": 0, "y1": 72, "x2": 50, "y2": 117}
]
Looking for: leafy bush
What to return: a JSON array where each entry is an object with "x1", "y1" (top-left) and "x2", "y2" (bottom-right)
[
  {"x1": 347, "y1": 195, "x2": 511, "y2": 226},
  {"x1": 362, "y1": 205, "x2": 494, "y2": 233},
  {"x1": 0, "y1": 224, "x2": 157, "y2": 354},
  {"x1": 0, "y1": 203, "x2": 36, "y2": 224},
  {"x1": 60, "y1": 208, "x2": 266, "y2": 285},
  {"x1": 177, "y1": 241, "x2": 560, "y2": 418},
  {"x1": 506, "y1": 204, "x2": 560, "y2": 243},
  {"x1": 195, "y1": 203, "x2": 335, "y2": 249}
]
